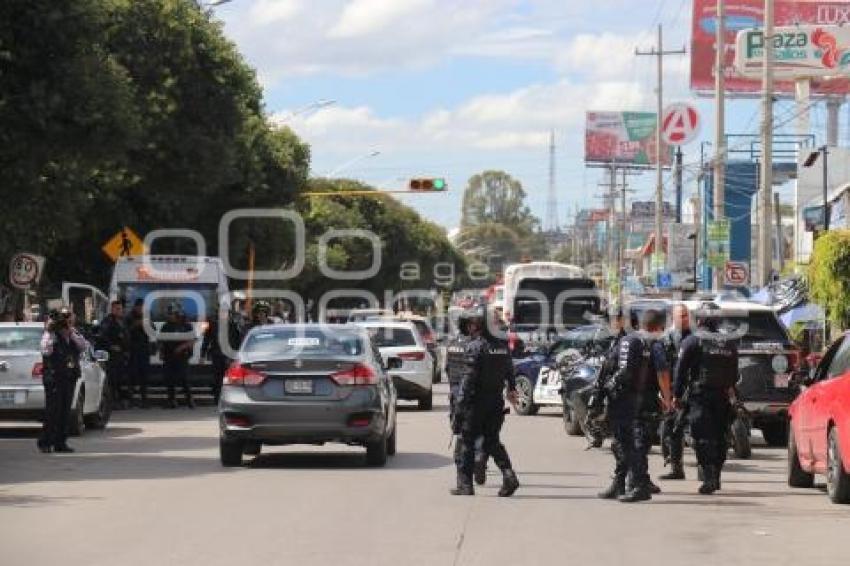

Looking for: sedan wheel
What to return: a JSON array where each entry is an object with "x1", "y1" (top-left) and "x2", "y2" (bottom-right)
[
  {"x1": 220, "y1": 437, "x2": 244, "y2": 467},
  {"x1": 84, "y1": 382, "x2": 112, "y2": 430},
  {"x1": 827, "y1": 428, "x2": 850, "y2": 504},
  {"x1": 514, "y1": 375, "x2": 538, "y2": 416},
  {"x1": 787, "y1": 426, "x2": 813, "y2": 488},
  {"x1": 366, "y1": 435, "x2": 389, "y2": 467}
]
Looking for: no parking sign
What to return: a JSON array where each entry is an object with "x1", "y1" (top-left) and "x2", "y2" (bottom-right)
[{"x1": 9, "y1": 253, "x2": 46, "y2": 290}]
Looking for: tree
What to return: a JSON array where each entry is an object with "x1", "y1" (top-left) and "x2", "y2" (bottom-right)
[
  {"x1": 458, "y1": 171, "x2": 545, "y2": 266},
  {"x1": 808, "y1": 230, "x2": 850, "y2": 330}
]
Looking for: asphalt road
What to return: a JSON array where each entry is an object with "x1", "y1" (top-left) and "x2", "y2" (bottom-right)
[{"x1": 1, "y1": 384, "x2": 848, "y2": 566}]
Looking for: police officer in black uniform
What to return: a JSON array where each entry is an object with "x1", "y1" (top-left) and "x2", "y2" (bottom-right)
[
  {"x1": 598, "y1": 309, "x2": 671, "y2": 503},
  {"x1": 38, "y1": 308, "x2": 89, "y2": 453},
  {"x1": 125, "y1": 298, "x2": 151, "y2": 408},
  {"x1": 99, "y1": 300, "x2": 129, "y2": 408},
  {"x1": 158, "y1": 307, "x2": 196, "y2": 409},
  {"x1": 673, "y1": 310, "x2": 739, "y2": 495},
  {"x1": 451, "y1": 307, "x2": 520, "y2": 497},
  {"x1": 659, "y1": 303, "x2": 692, "y2": 481}
]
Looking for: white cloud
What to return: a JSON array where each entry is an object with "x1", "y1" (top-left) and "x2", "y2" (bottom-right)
[
  {"x1": 328, "y1": 0, "x2": 432, "y2": 38},
  {"x1": 248, "y1": 0, "x2": 302, "y2": 26}
]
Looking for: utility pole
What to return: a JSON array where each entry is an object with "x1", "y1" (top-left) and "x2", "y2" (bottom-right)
[
  {"x1": 608, "y1": 164, "x2": 617, "y2": 274},
  {"x1": 619, "y1": 169, "x2": 628, "y2": 306},
  {"x1": 637, "y1": 24, "x2": 686, "y2": 279},
  {"x1": 713, "y1": 0, "x2": 726, "y2": 291},
  {"x1": 774, "y1": 191, "x2": 784, "y2": 273},
  {"x1": 675, "y1": 147, "x2": 684, "y2": 223},
  {"x1": 758, "y1": 0, "x2": 775, "y2": 286}
]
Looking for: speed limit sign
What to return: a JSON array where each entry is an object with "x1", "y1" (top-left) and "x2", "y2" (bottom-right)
[{"x1": 9, "y1": 253, "x2": 46, "y2": 290}]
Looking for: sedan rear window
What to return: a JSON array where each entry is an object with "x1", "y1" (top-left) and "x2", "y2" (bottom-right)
[
  {"x1": 713, "y1": 313, "x2": 789, "y2": 342},
  {"x1": 0, "y1": 328, "x2": 43, "y2": 351},
  {"x1": 367, "y1": 327, "x2": 417, "y2": 348},
  {"x1": 242, "y1": 329, "x2": 365, "y2": 357}
]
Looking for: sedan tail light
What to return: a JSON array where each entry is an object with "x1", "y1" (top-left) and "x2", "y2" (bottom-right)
[
  {"x1": 398, "y1": 351, "x2": 426, "y2": 361},
  {"x1": 31, "y1": 362, "x2": 43, "y2": 379},
  {"x1": 331, "y1": 364, "x2": 377, "y2": 386},
  {"x1": 223, "y1": 363, "x2": 267, "y2": 386}
]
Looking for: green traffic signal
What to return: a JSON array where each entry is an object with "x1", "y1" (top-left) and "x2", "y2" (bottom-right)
[
  {"x1": 408, "y1": 178, "x2": 447, "y2": 192},
  {"x1": 433, "y1": 178, "x2": 446, "y2": 190}
]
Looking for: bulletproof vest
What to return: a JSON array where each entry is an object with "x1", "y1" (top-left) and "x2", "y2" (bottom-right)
[
  {"x1": 697, "y1": 336, "x2": 738, "y2": 391},
  {"x1": 467, "y1": 336, "x2": 512, "y2": 402},
  {"x1": 618, "y1": 334, "x2": 655, "y2": 395},
  {"x1": 445, "y1": 334, "x2": 470, "y2": 385},
  {"x1": 46, "y1": 333, "x2": 82, "y2": 380}
]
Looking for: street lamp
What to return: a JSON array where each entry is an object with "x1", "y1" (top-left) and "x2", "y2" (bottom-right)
[
  {"x1": 275, "y1": 99, "x2": 337, "y2": 125},
  {"x1": 803, "y1": 145, "x2": 829, "y2": 232},
  {"x1": 323, "y1": 150, "x2": 381, "y2": 178}
]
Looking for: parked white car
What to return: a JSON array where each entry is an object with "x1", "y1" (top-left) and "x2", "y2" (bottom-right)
[
  {"x1": 0, "y1": 323, "x2": 112, "y2": 434},
  {"x1": 356, "y1": 320, "x2": 434, "y2": 410}
]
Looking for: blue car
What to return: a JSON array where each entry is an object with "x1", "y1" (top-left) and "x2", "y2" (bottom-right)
[{"x1": 512, "y1": 325, "x2": 613, "y2": 416}]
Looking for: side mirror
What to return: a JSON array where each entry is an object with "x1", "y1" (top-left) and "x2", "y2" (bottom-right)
[
  {"x1": 93, "y1": 350, "x2": 110, "y2": 363},
  {"x1": 387, "y1": 357, "x2": 403, "y2": 370}
]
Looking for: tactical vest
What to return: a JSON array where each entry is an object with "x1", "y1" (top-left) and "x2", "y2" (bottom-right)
[
  {"x1": 696, "y1": 337, "x2": 738, "y2": 391},
  {"x1": 469, "y1": 337, "x2": 512, "y2": 403},
  {"x1": 45, "y1": 333, "x2": 82, "y2": 380},
  {"x1": 445, "y1": 335, "x2": 469, "y2": 386}
]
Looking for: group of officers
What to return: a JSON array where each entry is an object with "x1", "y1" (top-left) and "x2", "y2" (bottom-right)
[
  {"x1": 445, "y1": 302, "x2": 740, "y2": 502},
  {"x1": 35, "y1": 298, "x2": 279, "y2": 453}
]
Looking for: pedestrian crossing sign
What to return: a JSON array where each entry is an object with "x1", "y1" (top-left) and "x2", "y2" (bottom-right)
[{"x1": 102, "y1": 227, "x2": 145, "y2": 262}]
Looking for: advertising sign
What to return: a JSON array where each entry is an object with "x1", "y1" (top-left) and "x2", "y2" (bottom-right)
[
  {"x1": 735, "y1": 25, "x2": 850, "y2": 79},
  {"x1": 707, "y1": 219, "x2": 731, "y2": 268},
  {"x1": 630, "y1": 201, "x2": 675, "y2": 219},
  {"x1": 691, "y1": 0, "x2": 850, "y2": 95},
  {"x1": 661, "y1": 103, "x2": 701, "y2": 145},
  {"x1": 585, "y1": 112, "x2": 672, "y2": 165},
  {"x1": 9, "y1": 253, "x2": 46, "y2": 290}
]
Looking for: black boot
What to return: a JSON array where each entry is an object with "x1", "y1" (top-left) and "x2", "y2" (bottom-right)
[
  {"x1": 450, "y1": 474, "x2": 474, "y2": 496},
  {"x1": 698, "y1": 466, "x2": 718, "y2": 495},
  {"x1": 648, "y1": 479, "x2": 662, "y2": 494},
  {"x1": 598, "y1": 476, "x2": 626, "y2": 500},
  {"x1": 498, "y1": 469, "x2": 519, "y2": 497},
  {"x1": 659, "y1": 461, "x2": 685, "y2": 480},
  {"x1": 473, "y1": 458, "x2": 487, "y2": 486},
  {"x1": 714, "y1": 466, "x2": 723, "y2": 491},
  {"x1": 618, "y1": 485, "x2": 652, "y2": 503}
]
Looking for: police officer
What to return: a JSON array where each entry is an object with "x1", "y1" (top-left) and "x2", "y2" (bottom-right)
[
  {"x1": 158, "y1": 307, "x2": 195, "y2": 409},
  {"x1": 99, "y1": 300, "x2": 129, "y2": 408},
  {"x1": 673, "y1": 310, "x2": 739, "y2": 495},
  {"x1": 38, "y1": 308, "x2": 90, "y2": 453},
  {"x1": 658, "y1": 303, "x2": 692, "y2": 481},
  {"x1": 201, "y1": 307, "x2": 236, "y2": 404},
  {"x1": 451, "y1": 307, "x2": 520, "y2": 497},
  {"x1": 125, "y1": 298, "x2": 151, "y2": 408},
  {"x1": 598, "y1": 309, "x2": 672, "y2": 503}
]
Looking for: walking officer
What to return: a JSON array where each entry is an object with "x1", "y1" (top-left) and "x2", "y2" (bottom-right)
[
  {"x1": 598, "y1": 309, "x2": 671, "y2": 503},
  {"x1": 658, "y1": 303, "x2": 692, "y2": 481},
  {"x1": 38, "y1": 308, "x2": 90, "y2": 453},
  {"x1": 673, "y1": 308, "x2": 739, "y2": 495},
  {"x1": 450, "y1": 306, "x2": 520, "y2": 497}
]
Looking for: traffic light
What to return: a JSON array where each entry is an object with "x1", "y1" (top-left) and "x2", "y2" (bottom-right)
[{"x1": 409, "y1": 178, "x2": 447, "y2": 191}]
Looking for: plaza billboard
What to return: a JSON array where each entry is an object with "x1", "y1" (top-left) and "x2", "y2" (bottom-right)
[{"x1": 585, "y1": 112, "x2": 672, "y2": 165}]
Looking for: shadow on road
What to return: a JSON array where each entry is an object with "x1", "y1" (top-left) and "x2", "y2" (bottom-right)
[
  {"x1": 249, "y1": 450, "x2": 452, "y2": 470},
  {"x1": 0, "y1": 490, "x2": 104, "y2": 508}
]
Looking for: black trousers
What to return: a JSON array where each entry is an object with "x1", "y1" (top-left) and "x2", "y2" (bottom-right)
[
  {"x1": 457, "y1": 408, "x2": 512, "y2": 479},
  {"x1": 688, "y1": 393, "x2": 731, "y2": 470},
  {"x1": 39, "y1": 376, "x2": 75, "y2": 449},
  {"x1": 164, "y1": 360, "x2": 192, "y2": 402},
  {"x1": 106, "y1": 358, "x2": 127, "y2": 402},
  {"x1": 610, "y1": 416, "x2": 652, "y2": 489},
  {"x1": 660, "y1": 410, "x2": 685, "y2": 465},
  {"x1": 128, "y1": 349, "x2": 150, "y2": 400},
  {"x1": 210, "y1": 354, "x2": 227, "y2": 402}
]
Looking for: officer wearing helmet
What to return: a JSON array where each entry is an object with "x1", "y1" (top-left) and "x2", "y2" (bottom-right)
[
  {"x1": 158, "y1": 305, "x2": 195, "y2": 409},
  {"x1": 450, "y1": 306, "x2": 520, "y2": 497},
  {"x1": 39, "y1": 307, "x2": 90, "y2": 453},
  {"x1": 673, "y1": 305, "x2": 739, "y2": 495},
  {"x1": 249, "y1": 301, "x2": 272, "y2": 329}
]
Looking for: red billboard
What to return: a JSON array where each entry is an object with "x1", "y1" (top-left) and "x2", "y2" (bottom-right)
[{"x1": 691, "y1": 0, "x2": 850, "y2": 96}]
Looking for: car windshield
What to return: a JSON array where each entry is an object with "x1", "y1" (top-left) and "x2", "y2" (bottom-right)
[
  {"x1": 118, "y1": 283, "x2": 218, "y2": 323},
  {"x1": 0, "y1": 328, "x2": 43, "y2": 351},
  {"x1": 242, "y1": 328, "x2": 365, "y2": 357},
  {"x1": 367, "y1": 327, "x2": 417, "y2": 348}
]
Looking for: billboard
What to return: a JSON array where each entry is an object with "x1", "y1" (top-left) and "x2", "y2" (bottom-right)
[
  {"x1": 691, "y1": 0, "x2": 850, "y2": 95},
  {"x1": 585, "y1": 112, "x2": 672, "y2": 165},
  {"x1": 735, "y1": 25, "x2": 850, "y2": 78}
]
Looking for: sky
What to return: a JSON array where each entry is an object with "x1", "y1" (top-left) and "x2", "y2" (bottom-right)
[{"x1": 213, "y1": 0, "x2": 846, "y2": 231}]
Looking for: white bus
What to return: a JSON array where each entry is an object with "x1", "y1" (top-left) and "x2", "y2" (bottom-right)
[{"x1": 502, "y1": 262, "x2": 600, "y2": 333}]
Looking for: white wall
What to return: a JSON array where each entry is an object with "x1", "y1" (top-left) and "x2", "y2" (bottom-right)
[{"x1": 795, "y1": 147, "x2": 850, "y2": 263}]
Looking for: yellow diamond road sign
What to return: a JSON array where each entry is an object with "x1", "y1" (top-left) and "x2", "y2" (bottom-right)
[{"x1": 102, "y1": 227, "x2": 145, "y2": 262}]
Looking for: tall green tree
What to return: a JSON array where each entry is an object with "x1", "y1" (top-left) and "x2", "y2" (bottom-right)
[{"x1": 808, "y1": 230, "x2": 850, "y2": 330}]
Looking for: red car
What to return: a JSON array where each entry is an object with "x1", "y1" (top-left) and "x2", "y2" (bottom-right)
[{"x1": 788, "y1": 333, "x2": 850, "y2": 504}]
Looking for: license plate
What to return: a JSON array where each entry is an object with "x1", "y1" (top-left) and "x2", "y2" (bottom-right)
[
  {"x1": 774, "y1": 374, "x2": 790, "y2": 388},
  {"x1": 285, "y1": 379, "x2": 313, "y2": 394}
]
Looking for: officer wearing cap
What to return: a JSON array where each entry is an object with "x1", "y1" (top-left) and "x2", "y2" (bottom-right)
[
  {"x1": 451, "y1": 306, "x2": 520, "y2": 497},
  {"x1": 673, "y1": 308, "x2": 739, "y2": 495},
  {"x1": 38, "y1": 308, "x2": 90, "y2": 453}
]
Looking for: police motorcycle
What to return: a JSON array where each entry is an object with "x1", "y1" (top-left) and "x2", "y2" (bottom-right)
[{"x1": 557, "y1": 342, "x2": 608, "y2": 438}]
